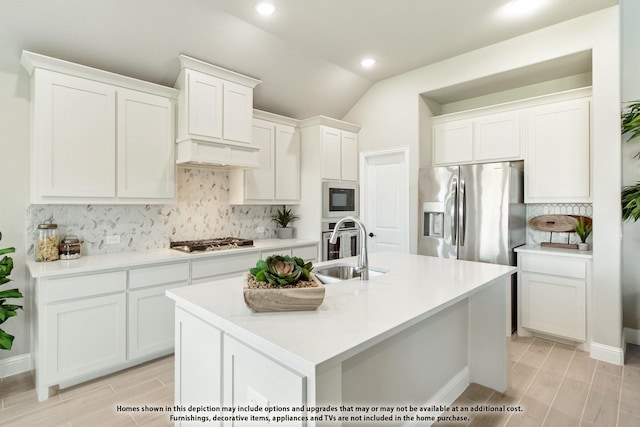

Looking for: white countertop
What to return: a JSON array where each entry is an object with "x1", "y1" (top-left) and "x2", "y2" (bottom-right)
[
  {"x1": 166, "y1": 252, "x2": 515, "y2": 375},
  {"x1": 515, "y1": 244, "x2": 593, "y2": 259},
  {"x1": 26, "y1": 239, "x2": 318, "y2": 278}
]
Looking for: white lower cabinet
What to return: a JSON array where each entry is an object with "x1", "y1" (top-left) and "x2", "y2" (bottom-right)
[
  {"x1": 128, "y1": 262, "x2": 190, "y2": 359},
  {"x1": 174, "y1": 309, "x2": 305, "y2": 427},
  {"x1": 517, "y1": 250, "x2": 591, "y2": 344},
  {"x1": 47, "y1": 293, "x2": 127, "y2": 383},
  {"x1": 224, "y1": 336, "x2": 305, "y2": 424}
]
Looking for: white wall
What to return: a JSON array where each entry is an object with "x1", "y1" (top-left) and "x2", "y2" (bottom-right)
[
  {"x1": 344, "y1": 7, "x2": 623, "y2": 351},
  {"x1": 0, "y1": 67, "x2": 31, "y2": 359},
  {"x1": 621, "y1": 0, "x2": 640, "y2": 336}
]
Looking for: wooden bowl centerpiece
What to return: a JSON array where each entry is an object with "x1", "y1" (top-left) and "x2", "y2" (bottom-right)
[{"x1": 243, "y1": 255, "x2": 324, "y2": 312}]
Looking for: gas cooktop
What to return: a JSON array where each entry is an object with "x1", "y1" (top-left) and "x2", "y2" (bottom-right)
[{"x1": 170, "y1": 237, "x2": 254, "y2": 253}]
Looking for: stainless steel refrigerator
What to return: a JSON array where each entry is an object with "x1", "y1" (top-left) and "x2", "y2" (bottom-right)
[{"x1": 418, "y1": 161, "x2": 525, "y2": 330}]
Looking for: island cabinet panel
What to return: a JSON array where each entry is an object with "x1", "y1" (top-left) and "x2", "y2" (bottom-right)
[
  {"x1": 175, "y1": 309, "x2": 223, "y2": 416},
  {"x1": 223, "y1": 336, "x2": 306, "y2": 424},
  {"x1": 517, "y1": 249, "x2": 591, "y2": 346},
  {"x1": 46, "y1": 293, "x2": 127, "y2": 383}
]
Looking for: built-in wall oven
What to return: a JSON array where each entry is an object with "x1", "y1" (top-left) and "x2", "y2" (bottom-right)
[
  {"x1": 321, "y1": 221, "x2": 360, "y2": 261},
  {"x1": 322, "y1": 181, "x2": 358, "y2": 218}
]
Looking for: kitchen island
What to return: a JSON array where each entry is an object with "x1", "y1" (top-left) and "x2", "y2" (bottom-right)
[{"x1": 166, "y1": 252, "x2": 515, "y2": 426}]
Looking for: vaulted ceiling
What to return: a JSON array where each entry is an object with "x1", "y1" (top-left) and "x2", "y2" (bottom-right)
[{"x1": 0, "y1": 0, "x2": 618, "y2": 119}]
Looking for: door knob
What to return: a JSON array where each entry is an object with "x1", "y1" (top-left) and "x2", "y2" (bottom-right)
[{"x1": 369, "y1": 232, "x2": 376, "y2": 237}]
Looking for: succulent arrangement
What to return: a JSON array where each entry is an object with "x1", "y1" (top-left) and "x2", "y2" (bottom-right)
[
  {"x1": 573, "y1": 217, "x2": 592, "y2": 243},
  {"x1": 249, "y1": 255, "x2": 313, "y2": 286},
  {"x1": 0, "y1": 231, "x2": 23, "y2": 350}
]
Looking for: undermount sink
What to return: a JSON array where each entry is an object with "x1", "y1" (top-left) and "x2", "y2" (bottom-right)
[{"x1": 314, "y1": 263, "x2": 386, "y2": 284}]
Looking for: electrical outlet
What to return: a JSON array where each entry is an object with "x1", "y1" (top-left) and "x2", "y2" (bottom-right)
[
  {"x1": 256, "y1": 226, "x2": 265, "y2": 234},
  {"x1": 105, "y1": 235, "x2": 120, "y2": 245}
]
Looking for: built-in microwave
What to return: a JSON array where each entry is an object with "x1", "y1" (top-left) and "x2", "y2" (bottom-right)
[{"x1": 322, "y1": 181, "x2": 358, "y2": 219}]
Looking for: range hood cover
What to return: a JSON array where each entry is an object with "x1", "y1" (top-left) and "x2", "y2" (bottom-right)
[{"x1": 175, "y1": 137, "x2": 261, "y2": 169}]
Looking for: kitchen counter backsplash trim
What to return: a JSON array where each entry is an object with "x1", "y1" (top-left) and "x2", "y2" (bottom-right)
[{"x1": 26, "y1": 168, "x2": 281, "y2": 257}]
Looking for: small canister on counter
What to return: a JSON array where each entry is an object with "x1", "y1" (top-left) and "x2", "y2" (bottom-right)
[
  {"x1": 36, "y1": 219, "x2": 59, "y2": 262},
  {"x1": 59, "y1": 236, "x2": 82, "y2": 260}
]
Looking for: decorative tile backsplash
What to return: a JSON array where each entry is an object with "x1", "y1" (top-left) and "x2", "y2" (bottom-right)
[
  {"x1": 526, "y1": 203, "x2": 593, "y2": 245},
  {"x1": 26, "y1": 168, "x2": 281, "y2": 256}
]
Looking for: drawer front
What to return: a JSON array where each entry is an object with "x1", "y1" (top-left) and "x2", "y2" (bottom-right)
[
  {"x1": 260, "y1": 249, "x2": 292, "y2": 259},
  {"x1": 292, "y1": 245, "x2": 318, "y2": 261},
  {"x1": 46, "y1": 271, "x2": 127, "y2": 303},
  {"x1": 192, "y1": 252, "x2": 257, "y2": 280},
  {"x1": 129, "y1": 261, "x2": 190, "y2": 290},
  {"x1": 520, "y1": 254, "x2": 586, "y2": 279}
]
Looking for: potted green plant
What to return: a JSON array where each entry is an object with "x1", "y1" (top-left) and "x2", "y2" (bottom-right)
[
  {"x1": 0, "y1": 232, "x2": 23, "y2": 350},
  {"x1": 622, "y1": 101, "x2": 640, "y2": 221},
  {"x1": 572, "y1": 217, "x2": 592, "y2": 251},
  {"x1": 272, "y1": 205, "x2": 300, "y2": 239},
  {"x1": 243, "y1": 255, "x2": 323, "y2": 312}
]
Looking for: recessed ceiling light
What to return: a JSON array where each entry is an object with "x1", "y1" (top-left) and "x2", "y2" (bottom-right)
[
  {"x1": 361, "y1": 58, "x2": 376, "y2": 68},
  {"x1": 255, "y1": 1, "x2": 276, "y2": 16}
]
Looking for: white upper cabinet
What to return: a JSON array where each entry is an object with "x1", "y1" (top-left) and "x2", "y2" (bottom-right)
[
  {"x1": 433, "y1": 119, "x2": 473, "y2": 165},
  {"x1": 319, "y1": 125, "x2": 359, "y2": 181},
  {"x1": 117, "y1": 88, "x2": 175, "y2": 200},
  {"x1": 229, "y1": 111, "x2": 301, "y2": 205},
  {"x1": 21, "y1": 51, "x2": 178, "y2": 204},
  {"x1": 525, "y1": 97, "x2": 591, "y2": 203},
  {"x1": 474, "y1": 111, "x2": 521, "y2": 161},
  {"x1": 432, "y1": 111, "x2": 521, "y2": 166},
  {"x1": 174, "y1": 55, "x2": 262, "y2": 168}
]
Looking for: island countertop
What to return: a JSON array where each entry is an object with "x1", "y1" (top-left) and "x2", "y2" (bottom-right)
[{"x1": 166, "y1": 252, "x2": 515, "y2": 375}]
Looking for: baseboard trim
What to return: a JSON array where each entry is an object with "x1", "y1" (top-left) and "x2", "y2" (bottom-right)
[
  {"x1": 403, "y1": 366, "x2": 469, "y2": 427},
  {"x1": 624, "y1": 327, "x2": 640, "y2": 345},
  {"x1": 590, "y1": 341, "x2": 624, "y2": 366},
  {"x1": 0, "y1": 353, "x2": 32, "y2": 379}
]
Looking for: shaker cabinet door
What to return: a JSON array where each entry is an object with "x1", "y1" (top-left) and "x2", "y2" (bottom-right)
[
  {"x1": 525, "y1": 98, "x2": 591, "y2": 203},
  {"x1": 186, "y1": 69, "x2": 223, "y2": 140},
  {"x1": 274, "y1": 124, "x2": 301, "y2": 200},
  {"x1": 117, "y1": 88, "x2": 175, "y2": 200},
  {"x1": 245, "y1": 118, "x2": 275, "y2": 201},
  {"x1": 223, "y1": 81, "x2": 254, "y2": 143},
  {"x1": 33, "y1": 69, "x2": 116, "y2": 200}
]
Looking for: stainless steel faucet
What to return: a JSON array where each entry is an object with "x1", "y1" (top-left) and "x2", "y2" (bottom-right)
[{"x1": 329, "y1": 216, "x2": 369, "y2": 280}]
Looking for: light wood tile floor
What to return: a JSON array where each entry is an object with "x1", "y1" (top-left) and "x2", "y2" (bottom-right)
[{"x1": 0, "y1": 338, "x2": 638, "y2": 426}]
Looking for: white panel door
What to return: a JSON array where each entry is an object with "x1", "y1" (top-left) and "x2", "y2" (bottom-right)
[
  {"x1": 223, "y1": 81, "x2": 253, "y2": 143},
  {"x1": 321, "y1": 126, "x2": 342, "y2": 180},
  {"x1": 362, "y1": 150, "x2": 409, "y2": 254},
  {"x1": 245, "y1": 118, "x2": 275, "y2": 201},
  {"x1": 433, "y1": 119, "x2": 473, "y2": 165},
  {"x1": 47, "y1": 294, "x2": 126, "y2": 382},
  {"x1": 274, "y1": 124, "x2": 300, "y2": 201},
  {"x1": 35, "y1": 69, "x2": 116, "y2": 199},
  {"x1": 474, "y1": 111, "x2": 521, "y2": 161},
  {"x1": 340, "y1": 131, "x2": 359, "y2": 181},
  {"x1": 525, "y1": 98, "x2": 591, "y2": 202},
  {"x1": 117, "y1": 88, "x2": 175, "y2": 200},
  {"x1": 187, "y1": 69, "x2": 223, "y2": 139},
  {"x1": 128, "y1": 283, "x2": 181, "y2": 359}
]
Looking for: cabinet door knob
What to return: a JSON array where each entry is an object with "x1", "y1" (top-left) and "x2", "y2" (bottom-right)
[{"x1": 369, "y1": 232, "x2": 376, "y2": 237}]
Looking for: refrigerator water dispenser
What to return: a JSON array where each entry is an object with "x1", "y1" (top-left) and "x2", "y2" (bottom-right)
[{"x1": 423, "y1": 202, "x2": 444, "y2": 237}]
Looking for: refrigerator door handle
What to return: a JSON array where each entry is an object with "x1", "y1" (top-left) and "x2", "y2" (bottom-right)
[
  {"x1": 460, "y1": 179, "x2": 466, "y2": 247},
  {"x1": 450, "y1": 177, "x2": 458, "y2": 246}
]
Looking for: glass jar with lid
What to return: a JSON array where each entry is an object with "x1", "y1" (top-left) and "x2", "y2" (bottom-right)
[
  {"x1": 36, "y1": 219, "x2": 59, "y2": 262},
  {"x1": 59, "y1": 236, "x2": 82, "y2": 260}
]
